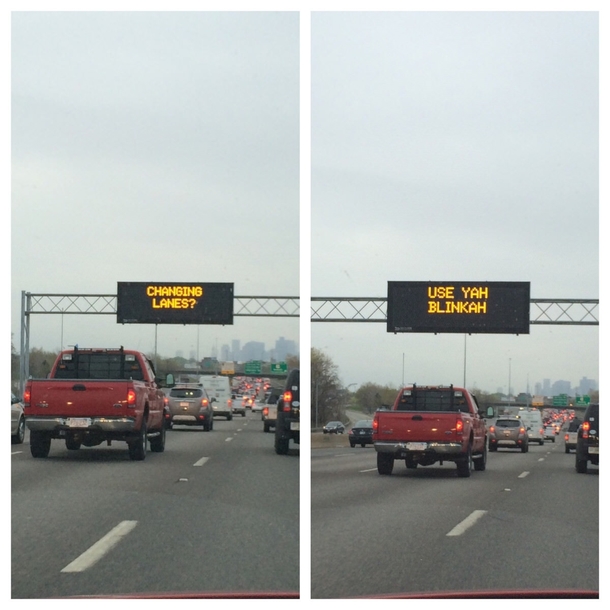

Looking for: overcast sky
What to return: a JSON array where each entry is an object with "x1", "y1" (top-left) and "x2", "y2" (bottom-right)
[
  {"x1": 11, "y1": 11, "x2": 299, "y2": 359},
  {"x1": 7, "y1": 8, "x2": 603, "y2": 396},
  {"x1": 311, "y1": 11, "x2": 599, "y2": 395}
]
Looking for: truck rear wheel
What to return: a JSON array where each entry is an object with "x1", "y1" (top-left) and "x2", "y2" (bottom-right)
[
  {"x1": 275, "y1": 436, "x2": 289, "y2": 455},
  {"x1": 128, "y1": 421, "x2": 147, "y2": 461},
  {"x1": 150, "y1": 420, "x2": 166, "y2": 452},
  {"x1": 65, "y1": 437, "x2": 81, "y2": 450},
  {"x1": 456, "y1": 444, "x2": 473, "y2": 478},
  {"x1": 473, "y1": 442, "x2": 487, "y2": 471},
  {"x1": 377, "y1": 452, "x2": 394, "y2": 475},
  {"x1": 30, "y1": 431, "x2": 51, "y2": 458}
]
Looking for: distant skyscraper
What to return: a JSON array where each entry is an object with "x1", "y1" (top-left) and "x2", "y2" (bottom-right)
[
  {"x1": 242, "y1": 341, "x2": 265, "y2": 361},
  {"x1": 231, "y1": 339, "x2": 241, "y2": 361},
  {"x1": 274, "y1": 336, "x2": 297, "y2": 361}
]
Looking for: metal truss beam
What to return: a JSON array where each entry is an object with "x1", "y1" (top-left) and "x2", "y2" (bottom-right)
[{"x1": 311, "y1": 297, "x2": 599, "y2": 325}]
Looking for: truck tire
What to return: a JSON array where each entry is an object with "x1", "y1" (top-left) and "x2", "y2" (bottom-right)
[
  {"x1": 128, "y1": 421, "x2": 147, "y2": 461},
  {"x1": 405, "y1": 455, "x2": 418, "y2": 469},
  {"x1": 30, "y1": 431, "x2": 51, "y2": 458},
  {"x1": 575, "y1": 455, "x2": 588, "y2": 474},
  {"x1": 456, "y1": 444, "x2": 472, "y2": 478},
  {"x1": 65, "y1": 437, "x2": 81, "y2": 450},
  {"x1": 150, "y1": 421, "x2": 166, "y2": 453},
  {"x1": 473, "y1": 442, "x2": 487, "y2": 471},
  {"x1": 275, "y1": 436, "x2": 289, "y2": 455},
  {"x1": 264, "y1": 421, "x2": 270, "y2": 433},
  {"x1": 377, "y1": 452, "x2": 394, "y2": 475}
]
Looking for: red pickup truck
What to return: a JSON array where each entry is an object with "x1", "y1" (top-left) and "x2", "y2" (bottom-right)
[
  {"x1": 23, "y1": 347, "x2": 166, "y2": 460},
  {"x1": 373, "y1": 384, "x2": 487, "y2": 477}
]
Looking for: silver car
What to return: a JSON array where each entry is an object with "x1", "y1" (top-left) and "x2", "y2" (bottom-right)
[{"x1": 11, "y1": 393, "x2": 26, "y2": 444}]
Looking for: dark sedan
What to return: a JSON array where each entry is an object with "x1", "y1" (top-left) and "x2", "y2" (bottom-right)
[
  {"x1": 323, "y1": 421, "x2": 345, "y2": 434},
  {"x1": 348, "y1": 419, "x2": 373, "y2": 447}
]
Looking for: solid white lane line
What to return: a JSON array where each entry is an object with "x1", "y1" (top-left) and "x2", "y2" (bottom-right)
[
  {"x1": 519, "y1": 471, "x2": 530, "y2": 478},
  {"x1": 61, "y1": 520, "x2": 138, "y2": 573},
  {"x1": 360, "y1": 468, "x2": 377, "y2": 473},
  {"x1": 194, "y1": 457, "x2": 209, "y2": 467},
  {"x1": 225, "y1": 437, "x2": 233, "y2": 442},
  {"x1": 446, "y1": 510, "x2": 487, "y2": 537}
]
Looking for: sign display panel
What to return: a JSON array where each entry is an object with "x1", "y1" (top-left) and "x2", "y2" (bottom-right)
[
  {"x1": 387, "y1": 281, "x2": 530, "y2": 334},
  {"x1": 117, "y1": 282, "x2": 234, "y2": 325}
]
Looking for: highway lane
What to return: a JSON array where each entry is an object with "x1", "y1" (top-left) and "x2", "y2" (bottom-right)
[
  {"x1": 311, "y1": 440, "x2": 598, "y2": 598},
  {"x1": 12, "y1": 411, "x2": 299, "y2": 598}
]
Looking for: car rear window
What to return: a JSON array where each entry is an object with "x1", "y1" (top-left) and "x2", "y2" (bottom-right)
[
  {"x1": 354, "y1": 420, "x2": 373, "y2": 427},
  {"x1": 170, "y1": 388, "x2": 203, "y2": 398},
  {"x1": 496, "y1": 419, "x2": 521, "y2": 428}
]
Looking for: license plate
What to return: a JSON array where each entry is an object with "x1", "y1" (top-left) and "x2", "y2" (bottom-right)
[
  {"x1": 180, "y1": 402, "x2": 190, "y2": 407},
  {"x1": 67, "y1": 418, "x2": 91, "y2": 428},
  {"x1": 360, "y1": 431, "x2": 365, "y2": 435},
  {"x1": 290, "y1": 422, "x2": 300, "y2": 431},
  {"x1": 589, "y1": 446, "x2": 599, "y2": 454},
  {"x1": 406, "y1": 442, "x2": 427, "y2": 451}
]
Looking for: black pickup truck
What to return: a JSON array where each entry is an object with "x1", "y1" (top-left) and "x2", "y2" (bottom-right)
[
  {"x1": 275, "y1": 369, "x2": 300, "y2": 455},
  {"x1": 575, "y1": 403, "x2": 599, "y2": 473}
]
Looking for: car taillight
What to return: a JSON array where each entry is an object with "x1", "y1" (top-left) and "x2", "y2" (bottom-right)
[
  {"x1": 23, "y1": 388, "x2": 31, "y2": 406},
  {"x1": 263, "y1": 407, "x2": 268, "y2": 416},
  {"x1": 201, "y1": 399, "x2": 209, "y2": 407},
  {"x1": 520, "y1": 427, "x2": 525, "y2": 434},
  {"x1": 164, "y1": 396, "x2": 169, "y2": 406},
  {"x1": 564, "y1": 433, "x2": 569, "y2": 441},
  {"x1": 283, "y1": 391, "x2": 292, "y2": 412},
  {"x1": 228, "y1": 398, "x2": 232, "y2": 407},
  {"x1": 455, "y1": 419, "x2": 464, "y2": 433},
  {"x1": 582, "y1": 421, "x2": 590, "y2": 438},
  {"x1": 489, "y1": 425, "x2": 495, "y2": 433},
  {"x1": 373, "y1": 418, "x2": 379, "y2": 431},
  {"x1": 127, "y1": 389, "x2": 136, "y2": 406}
]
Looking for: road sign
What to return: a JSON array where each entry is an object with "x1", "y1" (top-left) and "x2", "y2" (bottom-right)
[
  {"x1": 244, "y1": 361, "x2": 262, "y2": 375},
  {"x1": 387, "y1": 281, "x2": 530, "y2": 334},
  {"x1": 574, "y1": 395, "x2": 591, "y2": 406},
  {"x1": 270, "y1": 362, "x2": 288, "y2": 374},
  {"x1": 552, "y1": 394, "x2": 569, "y2": 407},
  {"x1": 117, "y1": 281, "x2": 234, "y2": 325}
]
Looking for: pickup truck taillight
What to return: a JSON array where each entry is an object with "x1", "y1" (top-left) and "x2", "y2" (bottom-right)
[
  {"x1": 455, "y1": 419, "x2": 464, "y2": 434},
  {"x1": 23, "y1": 388, "x2": 31, "y2": 407},
  {"x1": 582, "y1": 421, "x2": 590, "y2": 438},
  {"x1": 127, "y1": 389, "x2": 137, "y2": 406},
  {"x1": 283, "y1": 391, "x2": 292, "y2": 412},
  {"x1": 564, "y1": 433, "x2": 569, "y2": 441}
]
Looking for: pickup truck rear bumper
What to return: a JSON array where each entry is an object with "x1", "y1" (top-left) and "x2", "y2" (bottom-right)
[
  {"x1": 375, "y1": 441, "x2": 464, "y2": 455},
  {"x1": 26, "y1": 416, "x2": 137, "y2": 434}
]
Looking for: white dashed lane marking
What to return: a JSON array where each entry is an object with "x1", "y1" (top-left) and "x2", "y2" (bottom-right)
[
  {"x1": 446, "y1": 510, "x2": 487, "y2": 537},
  {"x1": 61, "y1": 520, "x2": 138, "y2": 573}
]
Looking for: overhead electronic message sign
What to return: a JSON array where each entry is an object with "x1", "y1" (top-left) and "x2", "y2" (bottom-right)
[
  {"x1": 117, "y1": 282, "x2": 234, "y2": 325},
  {"x1": 387, "y1": 281, "x2": 530, "y2": 334}
]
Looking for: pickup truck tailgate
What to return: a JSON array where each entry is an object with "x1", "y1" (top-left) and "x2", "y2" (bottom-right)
[
  {"x1": 29, "y1": 381, "x2": 133, "y2": 417},
  {"x1": 375, "y1": 411, "x2": 463, "y2": 443}
]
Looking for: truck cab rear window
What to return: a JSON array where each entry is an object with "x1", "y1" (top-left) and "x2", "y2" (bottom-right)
[
  {"x1": 54, "y1": 354, "x2": 144, "y2": 380},
  {"x1": 396, "y1": 390, "x2": 468, "y2": 412}
]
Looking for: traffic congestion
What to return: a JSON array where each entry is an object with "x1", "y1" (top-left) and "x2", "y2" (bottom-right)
[
  {"x1": 312, "y1": 397, "x2": 599, "y2": 598},
  {"x1": 11, "y1": 371, "x2": 299, "y2": 599}
]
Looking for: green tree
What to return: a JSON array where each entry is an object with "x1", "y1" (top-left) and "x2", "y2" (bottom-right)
[
  {"x1": 311, "y1": 347, "x2": 343, "y2": 428},
  {"x1": 354, "y1": 382, "x2": 399, "y2": 414}
]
